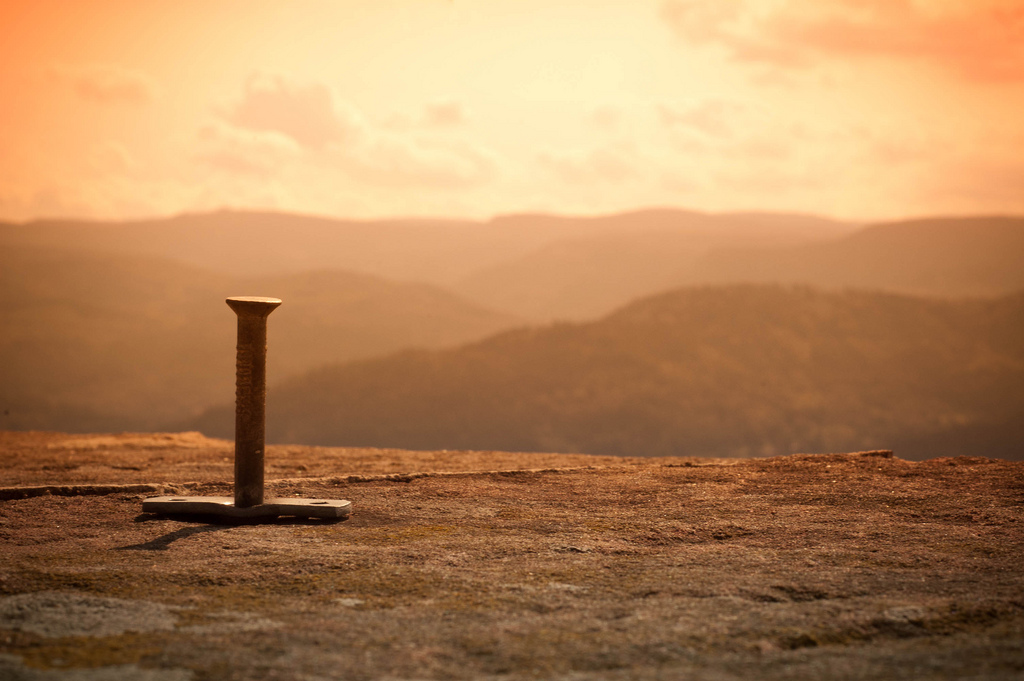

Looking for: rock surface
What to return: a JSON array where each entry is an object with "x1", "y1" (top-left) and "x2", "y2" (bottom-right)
[{"x1": 1, "y1": 431, "x2": 1022, "y2": 680}]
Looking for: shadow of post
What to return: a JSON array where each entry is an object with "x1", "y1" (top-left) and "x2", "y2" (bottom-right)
[{"x1": 116, "y1": 525, "x2": 227, "y2": 551}]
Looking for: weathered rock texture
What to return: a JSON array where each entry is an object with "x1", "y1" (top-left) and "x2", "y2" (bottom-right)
[{"x1": 1, "y1": 431, "x2": 1022, "y2": 680}]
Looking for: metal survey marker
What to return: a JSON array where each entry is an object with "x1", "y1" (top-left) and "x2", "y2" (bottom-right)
[{"x1": 143, "y1": 297, "x2": 351, "y2": 520}]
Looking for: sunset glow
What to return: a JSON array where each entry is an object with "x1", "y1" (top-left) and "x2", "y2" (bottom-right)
[{"x1": 2, "y1": 0, "x2": 1022, "y2": 222}]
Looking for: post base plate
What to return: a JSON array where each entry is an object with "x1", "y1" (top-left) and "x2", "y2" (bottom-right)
[{"x1": 142, "y1": 495, "x2": 351, "y2": 520}]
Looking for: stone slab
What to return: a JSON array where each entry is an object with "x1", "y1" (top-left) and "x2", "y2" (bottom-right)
[{"x1": 2, "y1": 432, "x2": 1023, "y2": 680}]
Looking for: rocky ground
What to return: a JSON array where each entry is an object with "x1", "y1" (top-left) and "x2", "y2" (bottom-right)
[{"x1": 0, "y1": 431, "x2": 1022, "y2": 680}]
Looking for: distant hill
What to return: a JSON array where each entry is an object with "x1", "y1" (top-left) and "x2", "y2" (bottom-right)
[
  {"x1": 453, "y1": 210, "x2": 850, "y2": 320},
  {"x1": 189, "y1": 285, "x2": 1024, "y2": 461},
  {"x1": 0, "y1": 246, "x2": 517, "y2": 432},
  {"x1": 6, "y1": 210, "x2": 1022, "y2": 324},
  {"x1": 0, "y1": 211, "x2": 500, "y2": 284},
  {"x1": 0, "y1": 208, "x2": 854, "y2": 298},
  {"x1": 455, "y1": 215, "x2": 1024, "y2": 321},
  {"x1": 692, "y1": 216, "x2": 1024, "y2": 297}
]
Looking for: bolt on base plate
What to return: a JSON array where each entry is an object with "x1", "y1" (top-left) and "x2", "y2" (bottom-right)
[{"x1": 143, "y1": 496, "x2": 351, "y2": 520}]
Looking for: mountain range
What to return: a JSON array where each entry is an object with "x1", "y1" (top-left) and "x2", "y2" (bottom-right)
[
  {"x1": 6, "y1": 210, "x2": 1023, "y2": 323},
  {"x1": 2, "y1": 207, "x2": 1022, "y2": 459}
]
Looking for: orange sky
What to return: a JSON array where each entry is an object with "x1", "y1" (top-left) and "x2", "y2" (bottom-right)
[{"x1": 1, "y1": 0, "x2": 1022, "y2": 222}]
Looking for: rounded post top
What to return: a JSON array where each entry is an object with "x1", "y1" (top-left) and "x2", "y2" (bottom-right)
[{"x1": 226, "y1": 296, "x2": 282, "y2": 316}]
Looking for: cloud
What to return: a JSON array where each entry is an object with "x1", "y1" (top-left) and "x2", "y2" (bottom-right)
[
  {"x1": 925, "y1": 155, "x2": 1024, "y2": 207},
  {"x1": 658, "y1": 1, "x2": 739, "y2": 44},
  {"x1": 422, "y1": 100, "x2": 468, "y2": 128},
  {"x1": 343, "y1": 135, "x2": 497, "y2": 188},
  {"x1": 538, "y1": 147, "x2": 636, "y2": 184},
  {"x1": 195, "y1": 120, "x2": 302, "y2": 176},
  {"x1": 89, "y1": 141, "x2": 136, "y2": 174},
  {"x1": 658, "y1": 100, "x2": 744, "y2": 138},
  {"x1": 214, "y1": 76, "x2": 496, "y2": 190},
  {"x1": 657, "y1": 98, "x2": 803, "y2": 164},
  {"x1": 227, "y1": 73, "x2": 364, "y2": 148},
  {"x1": 660, "y1": 0, "x2": 1024, "y2": 81},
  {"x1": 51, "y1": 64, "x2": 158, "y2": 104},
  {"x1": 591, "y1": 106, "x2": 621, "y2": 131}
]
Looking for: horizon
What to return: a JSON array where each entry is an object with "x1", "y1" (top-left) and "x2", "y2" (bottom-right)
[
  {"x1": 3, "y1": 1, "x2": 1023, "y2": 224},
  {"x1": 6, "y1": 203, "x2": 1024, "y2": 229}
]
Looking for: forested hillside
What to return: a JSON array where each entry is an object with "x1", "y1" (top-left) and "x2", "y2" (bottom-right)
[
  {"x1": 190, "y1": 285, "x2": 1024, "y2": 460},
  {"x1": 0, "y1": 246, "x2": 517, "y2": 432},
  {"x1": 692, "y1": 216, "x2": 1024, "y2": 296},
  {"x1": 456, "y1": 216, "x2": 1024, "y2": 320}
]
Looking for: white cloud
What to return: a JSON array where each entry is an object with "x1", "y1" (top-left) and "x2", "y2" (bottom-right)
[
  {"x1": 537, "y1": 147, "x2": 637, "y2": 185},
  {"x1": 341, "y1": 134, "x2": 498, "y2": 188},
  {"x1": 591, "y1": 106, "x2": 622, "y2": 131},
  {"x1": 920, "y1": 153, "x2": 1024, "y2": 211},
  {"x1": 196, "y1": 120, "x2": 302, "y2": 176},
  {"x1": 216, "y1": 76, "x2": 494, "y2": 189},
  {"x1": 659, "y1": 0, "x2": 1024, "y2": 82},
  {"x1": 658, "y1": 100, "x2": 745, "y2": 138},
  {"x1": 226, "y1": 73, "x2": 364, "y2": 148},
  {"x1": 89, "y1": 141, "x2": 136, "y2": 174},
  {"x1": 51, "y1": 63, "x2": 159, "y2": 104},
  {"x1": 658, "y1": 1, "x2": 741, "y2": 44},
  {"x1": 27, "y1": 185, "x2": 94, "y2": 219},
  {"x1": 422, "y1": 100, "x2": 468, "y2": 128}
]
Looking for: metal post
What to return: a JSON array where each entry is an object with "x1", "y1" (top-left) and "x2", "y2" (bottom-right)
[
  {"x1": 142, "y1": 295, "x2": 351, "y2": 521},
  {"x1": 226, "y1": 296, "x2": 281, "y2": 507}
]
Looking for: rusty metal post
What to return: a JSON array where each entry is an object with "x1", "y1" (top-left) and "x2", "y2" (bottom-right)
[
  {"x1": 142, "y1": 295, "x2": 351, "y2": 521},
  {"x1": 226, "y1": 296, "x2": 281, "y2": 507}
]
